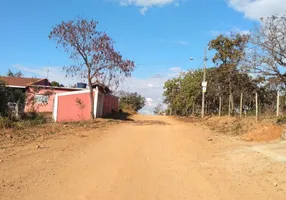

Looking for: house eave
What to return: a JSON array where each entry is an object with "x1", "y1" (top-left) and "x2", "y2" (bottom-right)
[
  {"x1": 7, "y1": 85, "x2": 26, "y2": 89},
  {"x1": 28, "y1": 85, "x2": 85, "y2": 91}
]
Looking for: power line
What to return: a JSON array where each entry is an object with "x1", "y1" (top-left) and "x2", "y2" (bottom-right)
[
  {"x1": 135, "y1": 32, "x2": 281, "y2": 68},
  {"x1": 136, "y1": 60, "x2": 190, "y2": 67}
]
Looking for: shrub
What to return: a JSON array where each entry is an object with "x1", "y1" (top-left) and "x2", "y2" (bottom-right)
[
  {"x1": 277, "y1": 116, "x2": 286, "y2": 125},
  {"x1": 0, "y1": 112, "x2": 47, "y2": 130},
  {"x1": 119, "y1": 92, "x2": 146, "y2": 113},
  {"x1": 0, "y1": 117, "x2": 13, "y2": 129}
]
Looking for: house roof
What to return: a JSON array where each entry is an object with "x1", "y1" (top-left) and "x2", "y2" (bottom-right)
[
  {"x1": 92, "y1": 81, "x2": 111, "y2": 93},
  {"x1": 0, "y1": 76, "x2": 46, "y2": 88},
  {"x1": 28, "y1": 85, "x2": 84, "y2": 91}
]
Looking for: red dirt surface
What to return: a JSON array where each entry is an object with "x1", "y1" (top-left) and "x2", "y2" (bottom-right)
[
  {"x1": 1, "y1": 115, "x2": 286, "y2": 200},
  {"x1": 240, "y1": 125, "x2": 282, "y2": 142},
  {"x1": 201, "y1": 116, "x2": 283, "y2": 142}
]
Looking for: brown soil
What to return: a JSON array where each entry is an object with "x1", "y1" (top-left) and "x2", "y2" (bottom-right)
[
  {"x1": 200, "y1": 116, "x2": 283, "y2": 142},
  {"x1": 0, "y1": 115, "x2": 286, "y2": 200},
  {"x1": 241, "y1": 125, "x2": 283, "y2": 142}
]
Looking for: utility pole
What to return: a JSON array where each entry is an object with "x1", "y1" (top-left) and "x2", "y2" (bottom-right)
[
  {"x1": 201, "y1": 47, "x2": 207, "y2": 118},
  {"x1": 47, "y1": 68, "x2": 49, "y2": 79},
  {"x1": 240, "y1": 93, "x2": 243, "y2": 118}
]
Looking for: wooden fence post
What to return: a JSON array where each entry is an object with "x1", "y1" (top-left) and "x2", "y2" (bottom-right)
[
  {"x1": 228, "y1": 95, "x2": 231, "y2": 116},
  {"x1": 277, "y1": 90, "x2": 280, "y2": 117},
  {"x1": 219, "y1": 96, "x2": 222, "y2": 117},
  {"x1": 240, "y1": 93, "x2": 243, "y2": 118},
  {"x1": 256, "y1": 93, "x2": 258, "y2": 122}
]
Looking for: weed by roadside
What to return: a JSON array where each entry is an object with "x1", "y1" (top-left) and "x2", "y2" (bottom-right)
[
  {"x1": 0, "y1": 117, "x2": 120, "y2": 148},
  {"x1": 198, "y1": 116, "x2": 284, "y2": 142},
  {"x1": 0, "y1": 112, "x2": 47, "y2": 130}
]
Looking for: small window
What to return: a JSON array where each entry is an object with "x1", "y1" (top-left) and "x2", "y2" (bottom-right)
[{"x1": 34, "y1": 94, "x2": 49, "y2": 104}]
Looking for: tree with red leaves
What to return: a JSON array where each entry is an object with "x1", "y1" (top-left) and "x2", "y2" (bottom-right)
[{"x1": 49, "y1": 18, "x2": 135, "y2": 119}]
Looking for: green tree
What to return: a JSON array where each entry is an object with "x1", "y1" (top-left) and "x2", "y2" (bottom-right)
[
  {"x1": 154, "y1": 104, "x2": 164, "y2": 115},
  {"x1": 209, "y1": 33, "x2": 249, "y2": 114},
  {"x1": 7, "y1": 69, "x2": 23, "y2": 77},
  {"x1": 163, "y1": 71, "x2": 202, "y2": 116},
  {"x1": 0, "y1": 81, "x2": 9, "y2": 116},
  {"x1": 119, "y1": 92, "x2": 146, "y2": 112},
  {"x1": 163, "y1": 67, "x2": 274, "y2": 116},
  {"x1": 0, "y1": 81, "x2": 26, "y2": 117},
  {"x1": 50, "y1": 81, "x2": 64, "y2": 87}
]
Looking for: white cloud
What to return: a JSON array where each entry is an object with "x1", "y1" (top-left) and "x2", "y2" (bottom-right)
[
  {"x1": 228, "y1": 0, "x2": 285, "y2": 20},
  {"x1": 175, "y1": 40, "x2": 189, "y2": 45},
  {"x1": 139, "y1": 6, "x2": 148, "y2": 15},
  {"x1": 118, "y1": 0, "x2": 181, "y2": 14},
  {"x1": 146, "y1": 97, "x2": 153, "y2": 106},
  {"x1": 169, "y1": 66, "x2": 182, "y2": 73}
]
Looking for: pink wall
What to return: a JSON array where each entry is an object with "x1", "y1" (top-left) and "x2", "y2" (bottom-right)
[
  {"x1": 25, "y1": 87, "x2": 82, "y2": 113},
  {"x1": 56, "y1": 91, "x2": 94, "y2": 122},
  {"x1": 53, "y1": 89, "x2": 119, "y2": 123}
]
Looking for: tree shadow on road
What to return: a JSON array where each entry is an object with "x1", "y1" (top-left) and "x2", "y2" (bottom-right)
[
  {"x1": 131, "y1": 120, "x2": 170, "y2": 126},
  {"x1": 103, "y1": 110, "x2": 134, "y2": 121}
]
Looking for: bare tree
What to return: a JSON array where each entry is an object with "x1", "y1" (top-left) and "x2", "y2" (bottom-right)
[
  {"x1": 49, "y1": 18, "x2": 135, "y2": 119},
  {"x1": 246, "y1": 13, "x2": 286, "y2": 88}
]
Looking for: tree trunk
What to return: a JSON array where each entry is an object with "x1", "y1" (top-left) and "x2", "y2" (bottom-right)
[
  {"x1": 240, "y1": 93, "x2": 243, "y2": 118},
  {"x1": 89, "y1": 84, "x2": 95, "y2": 120},
  {"x1": 88, "y1": 71, "x2": 95, "y2": 120},
  {"x1": 228, "y1": 95, "x2": 231, "y2": 116},
  {"x1": 219, "y1": 96, "x2": 222, "y2": 117},
  {"x1": 230, "y1": 93, "x2": 234, "y2": 115},
  {"x1": 277, "y1": 90, "x2": 280, "y2": 117},
  {"x1": 228, "y1": 71, "x2": 234, "y2": 116},
  {"x1": 256, "y1": 93, "x2": 258, "y2": 122}
]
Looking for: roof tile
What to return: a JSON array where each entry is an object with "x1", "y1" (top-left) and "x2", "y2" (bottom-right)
[{"x1": 0, "y1": 76, "x2": 45, "y2": 87}]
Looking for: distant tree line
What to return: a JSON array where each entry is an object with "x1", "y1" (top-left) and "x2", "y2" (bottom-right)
[{"x1": 163, "y1": 13, "x2": 286, "y2": 116}]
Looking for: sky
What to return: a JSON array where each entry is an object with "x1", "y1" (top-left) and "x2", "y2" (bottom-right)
[{"x1": 0, "y1": 0, "x2": 285, "y2": 114}]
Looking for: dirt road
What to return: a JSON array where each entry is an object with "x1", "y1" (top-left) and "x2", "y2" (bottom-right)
[{"x1": 1, "y1": 116, "x2": 286, "y2": 199}]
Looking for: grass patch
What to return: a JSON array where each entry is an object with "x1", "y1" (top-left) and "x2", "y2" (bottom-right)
[
  {"x1": 276, "y1": 116, "x2": 286, "y2": 125},
  {"x1": 0, "y1": 112, "x2": 47, "y2": 130}
]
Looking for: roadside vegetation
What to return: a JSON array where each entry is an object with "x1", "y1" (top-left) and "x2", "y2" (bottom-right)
[
  {"x1": 0, "y1": 70, "x2": 53, "y2": 130},
  {"x1": 163, "y1": 14, "x2": 286, "y2": 118},
  {"x1": 118, "y1": 92, "x2": 146, "y2": 114},
  {"x1": 162, "y1": 14, "x2": 286, "y2": 142}
]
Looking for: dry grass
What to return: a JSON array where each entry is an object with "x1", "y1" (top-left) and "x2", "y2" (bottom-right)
[
  {"x1": 180, "y1": 115, "x2": 285, "y2": 142},
  {"x1": 0, "y1": 119, "x2": 120, "y2": 148}
]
